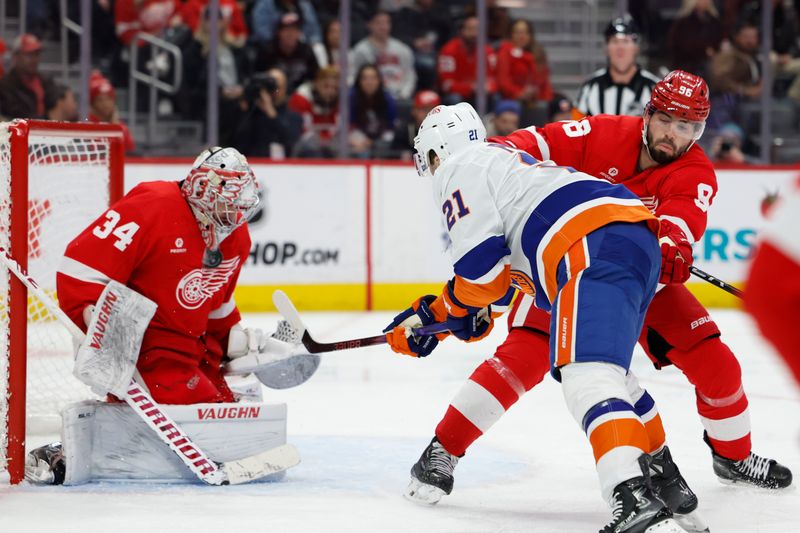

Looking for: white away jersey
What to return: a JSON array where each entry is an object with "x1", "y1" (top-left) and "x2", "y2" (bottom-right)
[{"x1": 432, "y1": 143, "x2": 656, "y2": 311}]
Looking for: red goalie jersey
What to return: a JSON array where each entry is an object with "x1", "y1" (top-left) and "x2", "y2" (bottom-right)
[{"x1": 56, "y1": 180, "x2": 251, "y2": 372}]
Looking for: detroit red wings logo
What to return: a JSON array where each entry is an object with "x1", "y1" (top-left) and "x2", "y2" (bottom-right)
[
  {"x1": 639, "y1": 195, "x2": 659, "y2": 213},
  {"x1": 176, "y1": 257, "x2": 240, "y2": 310}
]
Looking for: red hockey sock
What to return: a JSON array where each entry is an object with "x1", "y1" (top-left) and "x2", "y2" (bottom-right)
[
  {"x1": 668, "y1": 337, "x2": 751, "y2": 460},
  {"x1": 436, "y1": 328, "x2": 550, "y2": 456}
]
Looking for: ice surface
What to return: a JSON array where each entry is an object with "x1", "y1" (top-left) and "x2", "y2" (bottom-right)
[{"x1": 2, "y1": 309, "x2": 798, "y2": 533}]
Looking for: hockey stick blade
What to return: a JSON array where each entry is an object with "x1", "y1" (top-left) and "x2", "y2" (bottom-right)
[
  {"x1": 272, "y1": 289, "x2": 454, "y2": 354},
  {"x1": 222, "y1": 443, "x2": 301, "y2": 484},
  {"x1": 689, "y1": 266, "x2": 743, "y2": 298}
]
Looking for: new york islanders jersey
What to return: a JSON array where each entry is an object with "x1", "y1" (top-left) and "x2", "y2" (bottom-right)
[
  {"x1": 435, "y1": 142, "x2": 657, "y2": 312},
  {"x1": 494, "y1": 114, "x2": 718, "y2": 245},
  {"x1": 57, "y1": 181, "x2": 251, "y2": 365}
]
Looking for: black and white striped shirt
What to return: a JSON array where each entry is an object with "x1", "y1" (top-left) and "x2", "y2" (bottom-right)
[{"x1": 575, "y1": 66, "x2": 661, "y2": 116}]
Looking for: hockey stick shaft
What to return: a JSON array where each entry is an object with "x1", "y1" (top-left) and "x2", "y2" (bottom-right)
[
  {"x1": 0, "y1": 247, "x2": 297, "y2": 485},
  {"x1": 273, "y1": 290, "x2": 457, "y2": 354},
  {"x1": 689, "y1": 265, "x2": 743, "y2": 298},
  {"x1": 298, "y1": 322, "x2": 452, "y2": 354}
]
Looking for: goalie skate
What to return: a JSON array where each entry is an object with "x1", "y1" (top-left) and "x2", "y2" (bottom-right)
[{"x1": 403, "y1": 437, "x2": 459, "y2": 505}]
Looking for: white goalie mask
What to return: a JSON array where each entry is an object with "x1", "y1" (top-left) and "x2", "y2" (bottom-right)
[
  {"x1": 181, "y1": 147, "x2": 260, "y2": 250},
  {"x1": 413, "y1": 102, "x2": 486, "y2": 176}
]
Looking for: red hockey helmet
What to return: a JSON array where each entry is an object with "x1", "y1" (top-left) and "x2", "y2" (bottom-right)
[{"x1": 647, "y1": 70, "x2": 710, "y2": 122}]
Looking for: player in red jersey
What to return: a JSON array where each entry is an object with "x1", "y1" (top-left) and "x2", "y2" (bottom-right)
[
  {"x1": 746, "y1": 177, "x2": 800, "y2": 387},
  {"x1": 56, "y1": 147, "x2": 264, "y2": 405},
  {"x1": 404, "y1": 71, "x2": 791, "y2": 512}
]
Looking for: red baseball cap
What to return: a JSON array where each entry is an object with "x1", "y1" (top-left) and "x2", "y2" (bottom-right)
[
  {"x1": 414, "y1": 90, "x2": 441, "y2": 109},
  {"x1": 89, "y1": 71, "x2": 116, "y2": 103},
  {"x1": 14, "y1": 33, "x2": 42, "y2": 53}
]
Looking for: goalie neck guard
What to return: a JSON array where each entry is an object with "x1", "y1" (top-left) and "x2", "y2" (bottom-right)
[{"x1": 181, "y1": 147, "x2": 260, "y2": 254}]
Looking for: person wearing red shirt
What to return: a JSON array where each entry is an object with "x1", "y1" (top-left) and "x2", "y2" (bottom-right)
[
  {"x1": 746, "y1": 178, "x2": 800, "y2": 388},
  {"x1": 179, "y1": 0, "x2": 249, "y2": 47},
  {"x1": 288, "y1": 66, "x2": 339, "y2": 157},
  {"x1": 495, "y1": 19, "x2": 553, "y2": 105},
  {"x1": 403, "y1": 71, "x2": 792, "y2": 522},
  {"x1": 114, "y1": 0, "x2": 181, "y2": 46},
  {"x1": 437, "y1": 15, "x2": 496, "y2": 104},
  {"x1": 87, "y1": 71, "x2": 136, "y2": 153}
]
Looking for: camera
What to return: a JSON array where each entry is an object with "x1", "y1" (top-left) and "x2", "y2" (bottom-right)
[
  {"x1": 720, "y1": 140, "x2": 734, "y2": 153},
  {"x1": 245, "y1": 73, "x2": 279, "y2": 104}
]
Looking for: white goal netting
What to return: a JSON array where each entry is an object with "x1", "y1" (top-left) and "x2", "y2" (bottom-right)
[{"x1": 1, "y1": 121, "x2": 119, "y2": 474}]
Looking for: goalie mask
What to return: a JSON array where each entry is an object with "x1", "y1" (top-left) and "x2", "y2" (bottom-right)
[{"x1": 181, "y1": 147, "x2": 260, "y2": 254}]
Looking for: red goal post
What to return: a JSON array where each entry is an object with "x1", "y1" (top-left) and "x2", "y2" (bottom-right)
[{"x1": 0, "y1": 120, "x2": 125, "y2": 484}]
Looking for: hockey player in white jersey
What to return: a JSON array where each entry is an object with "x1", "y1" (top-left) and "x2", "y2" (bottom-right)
[{"x1": 383, "y1": 103, "x2": 693, "y2": 533}]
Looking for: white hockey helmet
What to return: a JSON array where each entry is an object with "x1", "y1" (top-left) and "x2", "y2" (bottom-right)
[
  {"x1": 181, "y1": 147, "x2": 260, "y2": 249},
  {"x1": 413, "y1": 102, "x2": 486, "y2": 176}
]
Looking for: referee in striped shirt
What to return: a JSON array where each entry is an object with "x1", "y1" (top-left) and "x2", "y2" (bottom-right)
[{"x1": 576, "y1": 17, "x2": 661, "y2": 117}]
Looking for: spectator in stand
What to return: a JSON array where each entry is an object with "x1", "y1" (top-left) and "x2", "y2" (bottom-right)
[
  {"x1": 114, "y1": 0, "x2": 182, "y2": 46},
  {"x1": 178, "y1": 5, "x2": 252, "y2": 141},
  {"x1": 350, "y1": 11, "x2": 416, "y2": 101},
  {"x1": 288, "y1": 66, "x2": 340, "y2": 157},
  {"x1": 496, "y1": 19, "x2": 553, "y2": 109},
  {"x1": 44, "y1": 84, "x2": 78, "y2": 122},
  {"x1": 87, "y1": 71, "x2": 136, "y2": 152},
  {"x1": 231, "y1": 68, "x2": 302, "y2": 159},
  {"x1": 312, "y1": 0, "x2": 376, "y2": 43},
  {"x1": 667, "y1": 0, "x2": 723, "y2": 79},
  {"x1": 484, "y1": 99, "x2": 521, "y2": 137},
  {"x1": 113, "y1": 0, "x2": 182, "y2": 88},
  {"x1": 0, "y1": 34, "x2": 56, "y2": 119},
  {"x1": 575, "y1": 16, "x2": 660, "y2": 116},
  {"x1": 392, "y1": 0, "x2": 451, "y2": 90},
  {"x1": 313, "y1": 19, "x2": 342, "y2": 68},
  {"x1": 251, "y1": 0, "x2": 322, "y2": 44},
  {"x1": 708, "y1": 19, "x2": 762, "y2": 127},
  {"x1": 389, "y1": 89, "x2": 440, "y2": 160},
  {"x1": 708, "y1": 122, "x2": 758, "y2": 164},
  {"x1": 548, "y1": 93, "x2": 581, "y2": 122},
  {"x1": 438, "y1": 15, "x2": 497, "y2": 105},
  {"x1": 179, "y1": 0, "x2": 249, "y2": 47},
  {"x1": 348, "y1": 63, "x2": 397, "y2": 157},
  {"x1": 256, "y1": 13, "x2": 319, "y2": 93},
  {"x1": 487, "y1": 0, "x2": 512, "y2": 46}
]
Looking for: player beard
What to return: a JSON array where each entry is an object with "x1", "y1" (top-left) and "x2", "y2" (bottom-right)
[{"x1": 647, "y1": 131, "x2": 683, "y2": 165}]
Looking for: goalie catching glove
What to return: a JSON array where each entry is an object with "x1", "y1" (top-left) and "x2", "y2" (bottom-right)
[
  {"x1": 383, "y1": 279, "x2": 494, "y2": 358},
  {"x1": 225, "y1": 321, "x2": 320, "y2": 389}
]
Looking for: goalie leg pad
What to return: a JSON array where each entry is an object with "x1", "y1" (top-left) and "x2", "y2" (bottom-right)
[{"x1": 61, "y1": 400, "x2": 289, "y2": 485}]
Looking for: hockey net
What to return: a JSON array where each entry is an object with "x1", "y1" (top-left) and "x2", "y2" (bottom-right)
[{"x1": 0, "y1": 120, "x2": 124, "y2": 484}]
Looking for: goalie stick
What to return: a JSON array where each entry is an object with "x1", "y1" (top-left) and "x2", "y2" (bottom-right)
[
  {"x1": 690, "y1": 265, "x2": 743, "y2": 299},
  {"x1": 272, "y1": 290, "x2": 457, "y2": 354},
  {"x1": 0, "y1": 247, "x2": 300, "y2": 485}
]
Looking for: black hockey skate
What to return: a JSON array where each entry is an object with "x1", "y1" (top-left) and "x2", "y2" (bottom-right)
[
  {"x1": 704, "y1": 432, "x2": 792, "y2": 489},
  {"x1": 600, "y1": 455, "x2": 683, "y2": 533},
  {"x1": 404, "y1": 437, "x2": 460, "y2": 505},
  {"x1": 24, "y1": 442, "x2": 65, "y2": 485},
  {"x1": 649, "y1": 446, "x2": 709, "y2": 532}
]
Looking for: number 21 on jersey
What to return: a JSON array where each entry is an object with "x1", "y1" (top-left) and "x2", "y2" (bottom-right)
[
  {"x1": 92, "y1": 209, "x2": 140, "y2": 251},
  {"x1": 443, "y1": 190, "x2": 470, "y2": 230}
]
